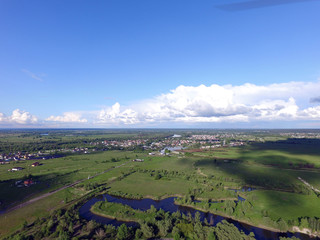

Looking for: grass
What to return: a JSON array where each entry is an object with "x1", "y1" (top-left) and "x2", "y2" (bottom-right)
[
  {"x1": 109, "y1": 172, "x2": 194, "y2": 198},
  {"x1": 91, "y1": 201, "x2": 154, "y2": 222},
  {"x1": 1, "y1": 135, "x2": 320, "y2": 236},
  {"x1": 0, "y1": 151, "x2": 144, "y2": 210},
  {"x1": 139, "y1": 155, "x2": 198, "y2": 173},
  {"x1": 246, "y1": 190, "x2": 320, "y2": 222},
  {"x1": 0, "y1": 154, "x2": 135, "y2": 238},
  {"x1": 0, "y1": 187, "x2": 83, "y2": 238}
]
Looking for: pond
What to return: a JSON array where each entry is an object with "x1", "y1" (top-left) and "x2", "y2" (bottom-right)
[{"x1": 79, "y1": 194, "x2": 313, "y2": 240}]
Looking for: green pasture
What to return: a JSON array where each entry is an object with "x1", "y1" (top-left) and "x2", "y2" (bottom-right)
[
  {"x1": 92, "y1": 201, "x2": 154, "y2": 223},
  {"x1": 0, "y1": 151, "x2": 144, "y2": 210},
  {"x1": 109, "y1": 172, "x2": 194, "y2": 198},
  {"x1": 0, "y1": 187, "x2": 85, "y2": 238},
  {"x1": 1, "y1": 131, "x2": 320, "y2": 237},
  {"x1": 193, "y1": 140, "x2": 320, "y2": 169},
  {"x1": 246, "y1": 190, "x2": 320, "y2": 221}
]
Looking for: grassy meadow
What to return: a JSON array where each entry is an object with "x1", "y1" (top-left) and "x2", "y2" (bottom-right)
[
  {"x1": 1, "y1": 131, "x2": 320, "y2": 237},
  {"x1": 0, "y1": 151, "x2": 145, "y2": 210}
]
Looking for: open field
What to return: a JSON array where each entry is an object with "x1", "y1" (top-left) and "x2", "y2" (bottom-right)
[
  {"x1": 246, "y1": 190, "x2": 320, "y2": 221},
  {"x1": 0, "y1": 188, "x2": 78, "y2": 237},
  {"x1": 1, "y1": 129, "x2": 320, "y2": 238},
  {"x1": 0, "y1": 151, "x2": 144, "y2": 210},
  {"x1": 109, "y1": 171, "x2": 237, "y2": 200}
]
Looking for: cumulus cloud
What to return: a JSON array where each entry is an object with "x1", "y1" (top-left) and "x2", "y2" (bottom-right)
[
  {"x1": 97, "y1": 81, "x2": 320, "y2": 125},
  {"x1": 0, "y1": 113, "x2": 5, "y2": 122},
  {"x1": 98, "y1": 102, "x2": 139, "y2": 125},
  {"x1": 46, "y1": 112, "x2": 87, "y2": 123},
  {"x1": 0, "y1": 109, "x2": 38, "y2": 124},
  {"x1": 300, "y1": 106, "x2": 320, "y2": 119}
]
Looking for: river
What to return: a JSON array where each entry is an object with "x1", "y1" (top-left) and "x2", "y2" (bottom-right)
[{"x1": 79, "y1": 194, "x2": 314, "y2": 240}]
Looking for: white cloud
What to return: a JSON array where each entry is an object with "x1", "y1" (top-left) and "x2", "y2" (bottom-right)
[
  {"x1": 0, "y1": 109, "x2": 38, "y2": 124},
  {"x1": 300, "y1": 106, "x2": 320, "y2": 119},
  {"x1": 46, "y1": 112, "x2": 88, "y2": 123},
  {"x1": 98, "y1": 102, "x2": 139, "y2": 125},
  {"x1": 3, "y1": 80, "x2": 320, "y2": 127},
  {"x1": 97, "y1": 80, "x2": 320, "y2": 125},
  {"x1": 21, "y1": 69, "x2": 45, "y2": 82}
]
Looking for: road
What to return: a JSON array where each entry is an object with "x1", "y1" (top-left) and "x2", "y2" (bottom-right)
[{"x1": 2, "y1": 161, "x2": 129, "y2": 214}]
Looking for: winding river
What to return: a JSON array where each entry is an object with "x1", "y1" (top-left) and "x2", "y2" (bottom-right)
[{"x1": 79, "y1": 193, "x2": 314, "y2": 240}]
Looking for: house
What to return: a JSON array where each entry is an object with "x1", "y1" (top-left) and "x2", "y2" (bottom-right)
[
  {"x1": 24, "y1": 179, "x2": 33, "y2": 187},
  {"x1": 132, "y1": 159, "x2": 144, "y2": 162},
  {"x1": 31, "y1": 162, "x2": 40, "y2": 167},
  {"x1": 11, "y1": 167, "x2": 23, "y2": 171}
]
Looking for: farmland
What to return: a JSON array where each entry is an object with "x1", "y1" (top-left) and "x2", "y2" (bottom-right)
[{"x1": 0, "y1": 129, "x2": 320, "y2": 239}]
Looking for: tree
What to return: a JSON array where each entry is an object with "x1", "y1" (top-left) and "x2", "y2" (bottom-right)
[
  {"x1": 105, "y1": 224, "x2": 117, "y2": 239},
  {"x1": 193, "y1": 222, "x2": 206, "y2": 240},
  {"x1": 157, "y1": 220, "x2": 169, "y2": 237},
  {"x1": 140, "y1": 222, "x2": 155, "y2": 238},
  {"x1": 299, "y1": 217, "x2": 309, "y2": 229},
  {"x1": 208, "y1": 230, "x2": 216, "y2": 240},
  {"x1": 148, "y1": 205, "x2": 157, "y2": 214},
  {"x1": 164, "y1": 149, "x2": 171, "y2": 154},
  {"x1": 68, "y1": 222, "x2": 74, "y2": 235},
  {"x1": 22, "y1": 220, "x2": 28, "y2": 230},
  {"x1": 172, "y1": 226, "x2": 181, "y2": 240},
  {"x1": 58, "y1": 230, "x2": 70, "y2": 240},
  {"x1": 277, "y1": 218, "x2": 288, "y2": 231},
  {"x1": 86, "y1": 220, "x2": 97, "y2": 232},
  {"x1": 195, "y1": 211, "x2": 201, "y2": 223},
  {"x1": 155, "y1": 173, "x2": 162, "y2": 180},
  {"x1": 95, "y1": 228, "x2": 106, "y2": 240},
  {"x1": 117, "y1": 224, "x2": 130, "y2": 240},
  {"x1": 135, "y1": 229, "x2": 143, "y2": 239}
]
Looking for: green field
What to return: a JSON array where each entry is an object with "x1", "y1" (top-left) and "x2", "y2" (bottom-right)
[
  {"x1": 0, "y1": 150, "x2": 144, "y2": 210},
  {"x1": 1, "y1": 130, "x2": 320, "y2": 238}
]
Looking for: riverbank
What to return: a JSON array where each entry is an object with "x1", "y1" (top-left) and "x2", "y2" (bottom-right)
[
  {"x1": 108, "y1": 191, "x2": 237, "y2": 202},
  {"x1": 176, "y1": 201, "x2": 281, "y2": 233},
  {"x1": 176, "y1": 200, "x2": 320, "y2": 238},
  {"x1": 89, "y1": 198, "x2": 256, "y2": 240},
  {"x1": 92, "y1": 195, "x2": 282, "y2": 234},
  {"x1": 83, "y1": 193, "x2": 314, "y2": 240},
  {"x1": 90, "y1": 205, "x2": 138, "y2": 223},
  {"x1": 292, "y1": 226, "x2": 320, "y2": 238}
]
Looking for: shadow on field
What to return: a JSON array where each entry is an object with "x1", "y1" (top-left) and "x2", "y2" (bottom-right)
[
  {"x1": 241, "y1": 154, "x2": 311, "y2": 168},
  {"x1": 195, "y1": 139, "x2": 320, "y2": 218},
  {"x1": 177, "y1": 157, "x2": 195, "y2": 166},
  {"x1": 244, "y1": 138, "x2": 320, "y2": 156},
  {"x1": 195, "y1": 159, "x2": 297, "y2": 191},
  {"x1": 0, "y1": 170, "x2": 80, "y2": 211},
  {"x1": 195, "y1": 159, "x2": 308, "y2": 216}
]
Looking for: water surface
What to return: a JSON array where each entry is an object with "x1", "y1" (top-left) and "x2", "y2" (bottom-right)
[{"x1": 79, "y1": 194, "x2": 314, "y2": 240}]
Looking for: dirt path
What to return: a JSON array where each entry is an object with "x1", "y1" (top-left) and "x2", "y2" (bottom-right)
[
  {"x1": 297, "y1": 177, "x2": 320, "y2": 193},
  {"x1": 2, "y1": 161, "x2": 130, "y2": 214},
  {"x1": 197, "y1": 168, "x2": 207, "y2": 177}
]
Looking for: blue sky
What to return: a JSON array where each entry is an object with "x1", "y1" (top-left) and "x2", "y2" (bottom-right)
[{"x1": 1, "y1": 0, "x2": 320, "y2": 128}]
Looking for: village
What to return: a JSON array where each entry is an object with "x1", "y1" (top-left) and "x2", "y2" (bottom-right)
[
  {"x1": 0, "y1": 131, "x2": 320, "y2": 168},
  {"x1": 0, "y1": 133, "x2": 247, "y2": 166},
  {"x1": 3, "y1": 130, "x2": 317, "y2": 167}
]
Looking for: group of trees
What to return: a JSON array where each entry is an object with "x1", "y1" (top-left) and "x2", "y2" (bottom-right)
[
  {"x1": 136, "y1": 168, "x2": 239, "y2": 193},
  {"x1": 7, "y1": 200, "x2": 257, "y2": 240},
  {"x1": 176, "y1": 189, "x2": 320, "y2": 236},
  {"x1": 0, "y1": 138, "x2": 92, "y2": 154},
  {"x1": 94, "y1": 200, "x2": 256, "y2": 240},
  {"x1": 298, "y1": 216, "x2": 320, "y2": 232}
]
